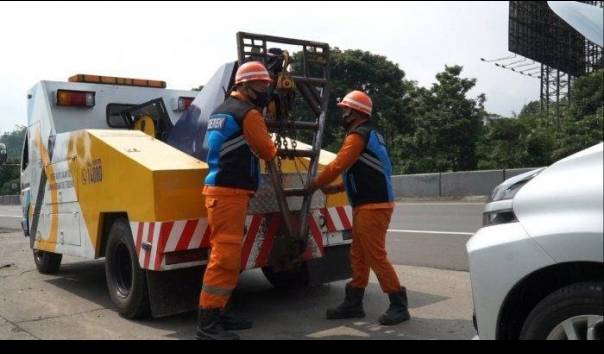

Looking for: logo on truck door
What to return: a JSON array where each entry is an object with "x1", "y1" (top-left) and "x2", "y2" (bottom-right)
[{"x1": 81, "y1": 159, "x2": 103, "y2": 185}]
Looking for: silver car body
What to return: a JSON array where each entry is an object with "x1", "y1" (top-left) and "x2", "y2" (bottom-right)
[{"x1": 467, "y1": 143, "x2": 604, "y2": 339}]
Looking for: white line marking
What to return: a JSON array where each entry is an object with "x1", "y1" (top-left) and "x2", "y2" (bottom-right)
[
  {"x1": 395, "y1": 202, "x2": 485, "y2": 206},
  {"x1": 0, "y1": 215, "x2": 21, "y2": 219},
  {"x1": 388, "y1": 229, "x2": 474, "y2": 236}
]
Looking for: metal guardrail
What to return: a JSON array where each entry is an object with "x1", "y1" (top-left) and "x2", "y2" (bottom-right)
[
  {"x1": 392, "y1": 167, "x2": 541, "y2": 199},
  {"x1": 0, "y1": 195, "x2": 19, "y2": 205}
]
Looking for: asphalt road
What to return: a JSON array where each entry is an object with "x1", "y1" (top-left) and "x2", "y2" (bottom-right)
[
  {"x1": 387, "y1": 202, "x2": 483, "y2": 271},
  {"x1": 0, "y1": 205, "x2": 20, "y2": 232},
  {"x1": 0, "y1": 202, "x2": 483, "y2": 271},
  {"x1": 0, "y1": 202, "x2": 482, "y2": 340}
]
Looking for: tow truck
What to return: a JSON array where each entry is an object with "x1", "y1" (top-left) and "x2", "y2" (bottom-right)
[{"x1": 20, "y1": 33, "x2": 353, "y2": 318}]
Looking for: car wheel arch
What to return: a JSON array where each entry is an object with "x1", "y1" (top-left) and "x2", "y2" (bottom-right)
[{"x1": 496, "y1": 261, "x2": 603, "y2": 339}]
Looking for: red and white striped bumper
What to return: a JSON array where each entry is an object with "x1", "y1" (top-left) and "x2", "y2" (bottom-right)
[{"x1": 130, "y1": 206, "x2": 353, "y2": 271}]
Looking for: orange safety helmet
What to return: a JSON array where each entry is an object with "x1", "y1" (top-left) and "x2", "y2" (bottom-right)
[
  {"x1": 235, "y1": 61, "x2": 273, "y2": 85},
  {"x1": 337, "y1": 90, "x2": 373, "y2": 116}
]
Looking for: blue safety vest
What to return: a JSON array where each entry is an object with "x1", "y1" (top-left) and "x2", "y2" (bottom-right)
[
  {"x1": 204, "y1": 97, "x2": 260, "y2": 191},
  {"x1": 343, "y1": 122, "x2": 394, "y2": 207}
]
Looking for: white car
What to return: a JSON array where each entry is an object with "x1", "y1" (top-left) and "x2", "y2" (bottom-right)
[{"x1": 467, "y1": 143, "x2": 603, "y2": 340}]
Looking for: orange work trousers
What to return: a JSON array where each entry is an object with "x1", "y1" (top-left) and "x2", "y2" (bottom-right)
[
  {"x1": 199, "y1": 194, "x2": 250, "y2": 309},
  {"x1": 348, "y1": 208, "x2": 401, "y2": 294}
]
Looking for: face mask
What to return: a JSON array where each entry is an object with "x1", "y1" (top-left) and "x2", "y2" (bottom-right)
[
  {"x1": 250, "y1": 87, "x2": 270, "y2": 108},
  {"x1": 342, "y1": 110, "x2": 355, "y2": 130}
]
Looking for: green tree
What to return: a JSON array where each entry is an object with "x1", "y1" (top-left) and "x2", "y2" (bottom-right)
[
  {"x1": 478, "y1": 69, "x2": 602, "y2": 170},
  {"x1": 312, "y1": 48, "x2": 415, "y2": 152},
  {"x1": 1, "y1": 125, "x2": 26, "y2": 160},
  {"x1": 0, "y1": 125, "x2": 25, "y2": 195},
  {"x1": 400, "y1": 65, "x2": 485, "y2": 173},
  {"x1": 518, "y1": 100, "x2": 541, "y2": 119},
  {"x1": 288, "y1": 48, "x2": 415, "y2": 175},
  {"x1": 553, "y1": 69, "x2": 604, "y2": 160},
  {"x1": 477, "y1": 116, "x2": 555, "y2": 169},
  {"x1": 567, "y1": 69, "x2": 604, "y2": 119}
]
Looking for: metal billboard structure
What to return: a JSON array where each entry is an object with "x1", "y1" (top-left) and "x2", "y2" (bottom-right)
[
  {"x1": 508, "y1": 1, "x2": 603, "y2": 128},
  {"x1": 484, "y1": 1, "x2": 603, "y2": 128}
]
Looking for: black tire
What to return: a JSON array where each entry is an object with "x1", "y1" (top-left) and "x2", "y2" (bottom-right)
[
  {"x1": 33, "y1": 250, "x2": 62, "y2": 274},
  {"x1": 262, "y1": 263, "x2": 310, "y2": 290},
  {"x1": 104, "y1": 217, "x2": 150, "y2": 319},
  {"x1": 520, "y1": 282, "x2": 604, "y2": 340}
]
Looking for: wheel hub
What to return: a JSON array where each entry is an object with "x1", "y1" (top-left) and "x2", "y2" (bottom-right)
[{"x1": 547, "y1": 315, "x2": 604, "y2": 340}]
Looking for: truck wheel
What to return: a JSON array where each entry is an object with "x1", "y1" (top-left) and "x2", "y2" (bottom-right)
[
  {"x1": 520, "y1": 282, "x2": 603, "y2": 340},
  {"x1": 262, "y1": 263, "x2": 309, "y2": 290},
  {"x1": 33, "y1": 250, "x2": 62, "y2": 274},
  {"x1": 105, "y1": 217, "x2": 150, "y2": 319}
]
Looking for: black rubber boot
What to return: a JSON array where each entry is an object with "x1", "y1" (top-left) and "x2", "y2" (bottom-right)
[
  {"x1": 195, "y1": 308, "x2": 240, "y2": 340},
  {"x1": 220, "y1": 308, "x2": 253, "y2": 330},
  {"x1": 326, "y1": 286, "x2": 366, "y2": 319},
  {"x1": 378, "y1": 287, "x2": 411, "y2": 326}
]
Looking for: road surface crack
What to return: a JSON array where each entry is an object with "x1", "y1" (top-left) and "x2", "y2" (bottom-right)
[
  {"x1": 0, "y1": 268, "x2": 36, "y2": 279},
  {"x1": 0, "y1": 314, "x2": 40, "y2": 340},
  {"x1": 15, "y1": 307, "x2": 107, "y2": 325}
]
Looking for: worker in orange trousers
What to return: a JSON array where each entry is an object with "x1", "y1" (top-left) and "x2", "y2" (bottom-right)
[
  {"x1": 310, "y1": 90, "x2": 410, "y2": 326},
  {"x1": 196, "y1": 61, "x2": 277, "y2": 340}
]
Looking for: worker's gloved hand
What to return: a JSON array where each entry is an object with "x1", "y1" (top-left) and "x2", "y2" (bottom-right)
[
  {"x1": 308, "y1": 180, "x2": 320, "y2": 194},
  {"x1": 309, "y1": 180, "x2": 344, "y2": 195},
  {"x1": 321, "y1": 184, "x2": 345, "y2": 195}
]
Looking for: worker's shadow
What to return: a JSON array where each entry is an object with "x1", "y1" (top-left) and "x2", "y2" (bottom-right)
[
  {"x1": 43, "y1": 260, "x2": 197, "y2": 339},
  {"x1": 45, "y1": 262, "x2": 473, "y2": 340},
  {"x1": 222, "y1": 274, "x2": 474, "y2": 340},
  {"x1": 44, "y1": 260, "x2": 114, "y2": 309}
]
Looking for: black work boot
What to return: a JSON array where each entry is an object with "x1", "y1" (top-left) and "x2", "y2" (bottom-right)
[
  {"x1": 326, "y1": 286, "x2": 366, "y2": 319},
  {"x1": 219, "y1": 306, "x2": 253, "y2": 330},
  {"x1": 378, "y1": 287, "x2": 411, "y2": 325},
  {"x1": 195, "y1": 308, "x2": 240, "y2": 340}
]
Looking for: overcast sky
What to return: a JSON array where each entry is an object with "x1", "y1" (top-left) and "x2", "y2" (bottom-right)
[{"x1": 0, "y1": 1, "x2": 540, "y2": 134}]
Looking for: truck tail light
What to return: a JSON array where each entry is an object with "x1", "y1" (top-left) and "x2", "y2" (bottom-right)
[{"x1": 56, "y1": 90, "x2": 95, "y2": 108}]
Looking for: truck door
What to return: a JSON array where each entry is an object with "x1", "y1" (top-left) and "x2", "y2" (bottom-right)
[
  {"x1": 20, "y1": 131, "x2": 31, "y2": 236},
  {"x1": 46, "y1": 155, "x2": 81, "y2": 247}
]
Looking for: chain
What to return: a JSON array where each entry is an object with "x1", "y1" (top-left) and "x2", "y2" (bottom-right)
[
  {"x1": 268, "y1": 49, "x2": 310, "y2": 186},
  {"x1": 282, "y1": 133, "x2": 288, "y2": 151},
  {"x1": 274, "y1": 132, "x2": 284, "y2": 181},
  {"x1": 290, "y1": 129, "x2": 297, "y2": 151}
]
